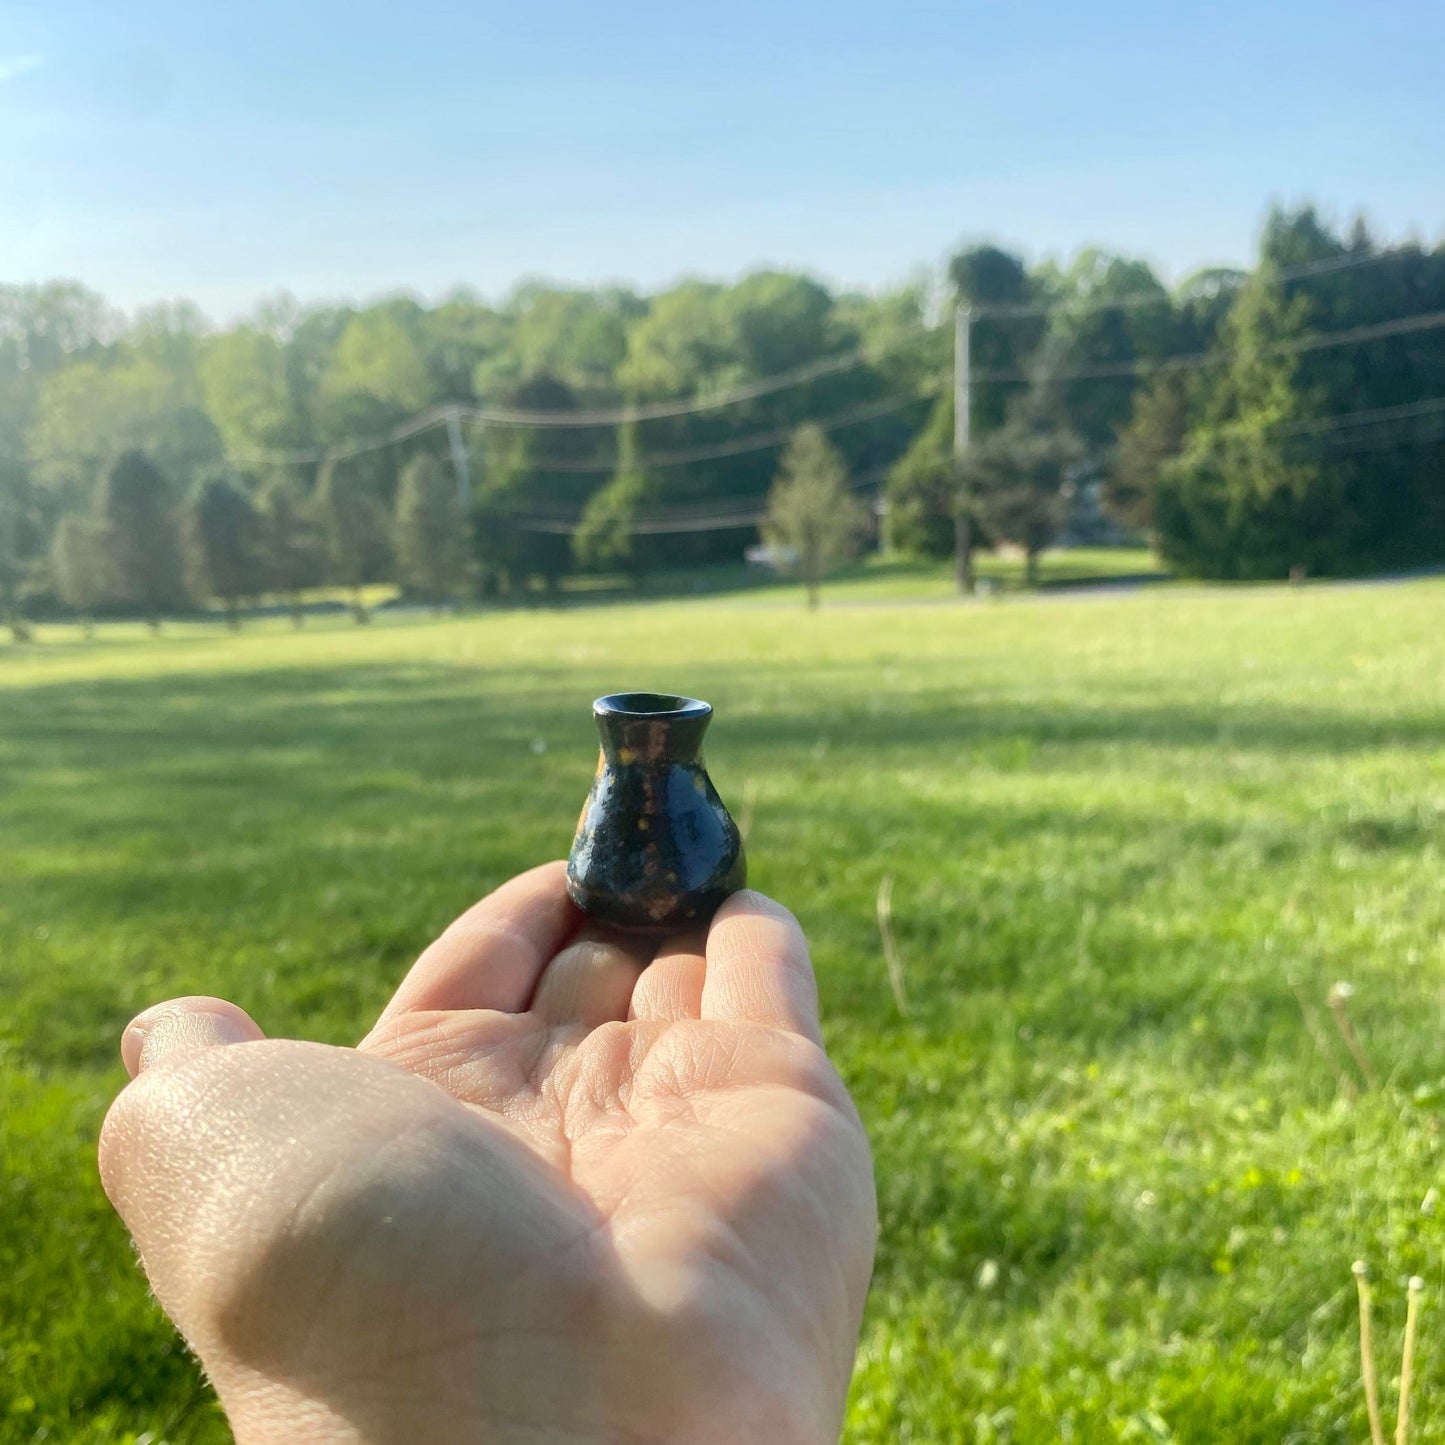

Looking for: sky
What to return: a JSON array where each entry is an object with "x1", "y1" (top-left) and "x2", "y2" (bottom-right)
[{"x1": 1, "y1": 0, "x2": 1442, "y2": 320}]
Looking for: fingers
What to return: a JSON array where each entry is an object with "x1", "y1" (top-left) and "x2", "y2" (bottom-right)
[
  {"x1": 628, "y1": 933, "x2": 706, "y2": 1022},
  {"x1": 529, "y1": 928, "x2": 657, "y2": 1030},
  {"x1": 122, "y1": 996, "x2": 265, "y2": 1077},
  {"x1": 700, "y1": 891, "x2": 823, "y2": 1046},
  {"x1": 373, "y1": 862, "x2": 578, "y2": 1027}
]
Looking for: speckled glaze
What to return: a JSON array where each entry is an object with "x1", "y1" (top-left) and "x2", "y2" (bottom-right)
[{"x1": 567, "y1": 692, "x2": 746, "y2": 933}]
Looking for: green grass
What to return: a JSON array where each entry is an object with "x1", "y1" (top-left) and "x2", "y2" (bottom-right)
[
  {"x1": 547, "y1": 544, "x2": 1166, "y2": 607},
  {"x1": 194, "y1": 544, "x2": 1163, "y2": 621},
  {"x1": 2, "y1": 574, "x2": 1443, "y2": 1443}
]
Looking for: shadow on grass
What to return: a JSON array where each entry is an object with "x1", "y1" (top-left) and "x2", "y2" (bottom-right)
[
  {"x1": 3, "y1": 656, "x2": 1440, "y2": 1076},
  {"x1": 2, "y1": 656, "x2": 1442, "y2": 764}
]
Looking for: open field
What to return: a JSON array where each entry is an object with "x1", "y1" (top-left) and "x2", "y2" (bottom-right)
[{"x1": 2, "y1": 575, "x2": 1444, "y2": 1442}]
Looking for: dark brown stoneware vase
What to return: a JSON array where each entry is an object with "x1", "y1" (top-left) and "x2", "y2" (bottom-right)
[{"x1": 567, "y1": 692, "x2": 746, "y2": 933}]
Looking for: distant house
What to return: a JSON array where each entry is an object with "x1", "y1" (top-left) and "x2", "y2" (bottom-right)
[
  {"x1": 744, "y1": 543, "x2": 800, "y2": 570},
  {"x1": 1059, "y1": 463, "x2": 1136, "y2": 547}
]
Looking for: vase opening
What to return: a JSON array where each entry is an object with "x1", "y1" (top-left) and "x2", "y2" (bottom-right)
[
  {"x1": 595, "y1": 692, "x2": 711, "y2": 721},
  {"x1": 593, "y1": 692, "x2": 712, "y2": 765}
]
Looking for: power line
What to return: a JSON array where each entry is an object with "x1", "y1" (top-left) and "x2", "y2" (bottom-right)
[
  {"x1": 499, "y1": 466, "x2": 893, "y2": 535},
  {"x1": 485, "y1": 392, "x2": 934, "y2": 475},
  {"x1": 1272, "y1": 395, "x2": 1445, "y2": 437},
  {"x1": 218, "y1": 306, "x2": 1445, "y2": 471},
  {"x1": 969, "y1": 309, "x2": 1445, "y2": 384},
  {"x1": 970, "y1": 248, "x2": 1421, "y2": 320},
  {"x1": 39, "y1": 312, "x2": 1445, "y2": 481},
  {"x1": 226, "y1": 405, "x2": 456, "y2": 467},
  {"x1": 223, "y1": 334, "x2": 938, "y2": 467},
  {"x1": 510, "y1": 399, "x2": 1445, "y2": 538},
  {"x1": 1310, "y1": 420, "x2": 1445, "y2": 459},
  {"x1": 538, "y1": 400, "x2": 1445, "y2": 540},
  {"x1": 1258, "y1": 397, "x2": 1445, "y2": 461},
  {"x1": 213, "y1": 296, "x2": 1445, "y2": 476}
]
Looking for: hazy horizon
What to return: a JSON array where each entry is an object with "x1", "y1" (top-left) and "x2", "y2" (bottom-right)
[{"x1": 18, "y1": 199, "x2": 1445, "y2": 332}]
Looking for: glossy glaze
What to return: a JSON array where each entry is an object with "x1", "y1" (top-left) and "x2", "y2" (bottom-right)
[{"x1": 566, "y1": 692, "x2": 745, "y2": 932}]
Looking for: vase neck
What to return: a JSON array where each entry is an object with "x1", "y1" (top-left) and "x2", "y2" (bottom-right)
[{"x1": 594, "y1": 692, "x2": 711, "y2": 766}]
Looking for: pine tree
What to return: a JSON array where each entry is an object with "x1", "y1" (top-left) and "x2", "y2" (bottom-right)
[
  {"x1": 394, "y1": 454, "x2": 471, "y2": 602},
  {"x1": 183, "y1": 470, "x2": 262, "y2": 629},
  {"x1": 963, "y1": 421, "x2": 1083, "y2": 587},
  {"x1": 256, "y1": 476, "x2": 321, "y2": 627},
  {"x1": 94, "y1": 450, "x2": 187, "y2": 632},
  {"x1": 1106, "y1": 374, "x2": 1191, "y2": 534},
  {"x1": 764, "y1": 425, "x2": 865, "y2": 609},
  {"x1": 883, "y1": 393, "x2": 956, "y2": 561},
  {"x1": 1154, "y1": 231, "x2": 1331, "y2": 581}
]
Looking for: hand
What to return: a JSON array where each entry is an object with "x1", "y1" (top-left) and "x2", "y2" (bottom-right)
[{"x1": 99, "y1": 863, "x2": 877, "y2": 1445}]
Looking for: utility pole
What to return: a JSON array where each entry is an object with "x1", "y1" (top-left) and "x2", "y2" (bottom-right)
[
  {"x1": 953, "y1": 304, "x2": 973, "y2": 593},
  {"x1": 445, "y1": 404, "x2": 472, "y2": 508}
]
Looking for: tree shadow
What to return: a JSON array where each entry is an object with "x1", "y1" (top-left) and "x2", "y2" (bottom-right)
[
  {"x1": 3, "y1": 655, "x2": 1442, "y2": 763},
  {"x1": 2, "y1": 656, "x2": 1439, "y2": 1073}
]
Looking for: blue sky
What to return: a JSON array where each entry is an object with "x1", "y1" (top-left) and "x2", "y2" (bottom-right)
[{"x1": 1, "y1": 0, "x2": 1441, "y2": 319}]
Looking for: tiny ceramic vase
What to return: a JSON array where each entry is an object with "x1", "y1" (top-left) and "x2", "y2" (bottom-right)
[{"x1": 567, "y1": 692, "x2": 746, "y2": 932}]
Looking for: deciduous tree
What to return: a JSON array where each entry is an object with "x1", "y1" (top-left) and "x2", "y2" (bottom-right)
[
  {"x1": 764, "y1": 425, "x2": 865, "y2": 608},
  {"x1": 315, "y1": 459, "x2": 388, "y2": 622},
  {"x1": 395, "y1": 454, "x2": 471, "y2": 602},
  {"x1": 50, "y1": 514, "x2": 105, "y2": 636}
]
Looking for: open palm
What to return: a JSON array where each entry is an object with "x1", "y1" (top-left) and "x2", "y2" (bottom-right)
[{"x1": 100, "y1": 863, "x2": 877, "y2": 1445}]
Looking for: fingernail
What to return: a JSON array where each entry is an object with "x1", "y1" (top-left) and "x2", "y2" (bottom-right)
[
  {"x1": 121, "y1": 1023, "x2": 149, "y2": 1077},
  {"x1": 121, "y1": 1001, "x2": 261, "y2": 1077}
]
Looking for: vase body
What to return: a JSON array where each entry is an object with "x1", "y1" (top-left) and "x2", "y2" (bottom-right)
[{"x1": 567, "y1": 693, "x2": 745, "y2": 932}]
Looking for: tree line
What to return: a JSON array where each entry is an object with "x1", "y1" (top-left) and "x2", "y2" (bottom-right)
[
  {"x1": 35, "y1": 447, "x2": 474, "y2": 635},
  {"x1": 891, "y1": 207, "x2": 1445, "y2": 584},
  {"x1": 0, "y1": 271, "x2": 924, "y2": 633},
  {"x1": 1, "y1": 203, "x2": 1442, "y2": 635}
]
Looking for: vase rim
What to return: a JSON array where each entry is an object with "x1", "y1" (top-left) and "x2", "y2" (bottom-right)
[{"x1": 594, "y1": 692, "x2": 711, "y2": 721}]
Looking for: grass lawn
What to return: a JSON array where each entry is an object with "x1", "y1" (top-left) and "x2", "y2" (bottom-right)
[
  {"x1": 209, "y1": 544, "x2": 1164, "y2": 620},
  {"x1": 2, "y1": 575, "x2": 1443, "y2": 1443},
  {"x1": 540, "y1": 544, "x2": 1166, "y2": 608}
]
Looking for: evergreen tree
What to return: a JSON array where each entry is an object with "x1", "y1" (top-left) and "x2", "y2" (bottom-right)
[
  {"x1": 963, "y1": 420, "x2": 1083, "y2": 587},
  {"x1": 1155, "y1": 207, "x2": 1445, "y2": 578},
  {"x1": 395, "y1": 454, "x2": 471, "y2": 602},
  {"x1": 256, "y1": 475, "x2": 321, "y2": 627},
  {"x1": 1160, "y1": 212, "x2": 1364, "y2": 578},
  {"x1": 94, "y1": 450, "x2": 187, "y2": 631},
  {"x1": 183, "y1": 470, "x2": 262, "y2": 628},
  {"x1": 1106, "y1": 373, "x2": 1192, "y2": 534},
  {"x1": 764, "y1": 425, "x2": 865, "y2": 608},
  {"x1": 883, "y1": 392, "x2": 956, "y2": 560}
]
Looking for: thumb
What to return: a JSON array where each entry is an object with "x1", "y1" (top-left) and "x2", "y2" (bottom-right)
[
  {"x1": 100, "y1": 993, "x2": 266, "y2": 1283},
  {"x1": 121, "y1": 995, "x2": 265, "y2": 1076}
]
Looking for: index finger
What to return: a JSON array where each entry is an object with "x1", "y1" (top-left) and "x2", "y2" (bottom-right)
[
  {"x1": 700, "y1": 891, "x2": 822, "y2": 1046},
  {"x1": 370, "y1": 861, "x2": 579, "y2": 1027}
]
